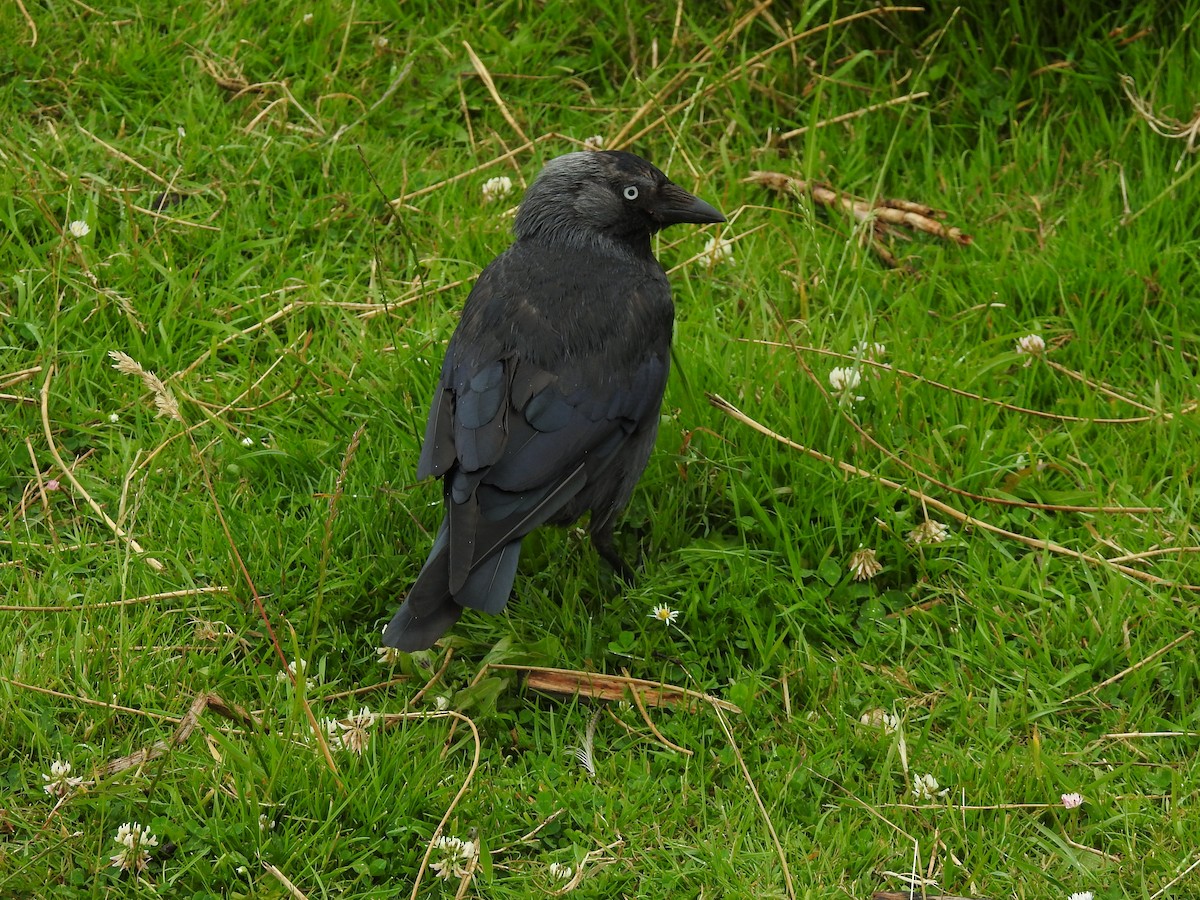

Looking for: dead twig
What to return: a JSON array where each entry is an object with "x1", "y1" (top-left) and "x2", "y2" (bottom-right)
[
  {"x1": 40, "y1": 366, "x2": 165, "y2": 571},
  {"x1": 744, "y1": 170, "x2": 969, "y2": 270}
]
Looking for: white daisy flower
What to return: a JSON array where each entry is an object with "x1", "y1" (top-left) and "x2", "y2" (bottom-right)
[
  {"x1": 1061, "y1": 792, "x2": 1084, "y2": 809},
  {"x1": 648, "y1": 604, "x2": 680, "y2": 625},
  {"x1": 68, "y1": 220, "x2": 90, "y2": 238}
]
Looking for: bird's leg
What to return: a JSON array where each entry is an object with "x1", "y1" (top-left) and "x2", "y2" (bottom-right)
[{"x1": 590, "y1": 523, "x2": 636, "y2": 585}]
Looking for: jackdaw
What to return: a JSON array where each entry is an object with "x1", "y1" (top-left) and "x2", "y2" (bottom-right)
[{"x1": 381, "y1": 150, "x2": 724, "y2": 650}]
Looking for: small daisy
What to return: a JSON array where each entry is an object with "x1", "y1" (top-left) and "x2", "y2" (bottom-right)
[
  {"x1": 912, "y1": 772, "x2": 947, "y2": 802},
  {"x1": 859, "y1": 709, "x2": 899, "y2": 734},
  {"x1": 67, "y1": 220, "x2": 90, "y2": 239},
  {"x1": 648, "y1": 604, "x2": 680, "y2": 626},
  {"x1": 548, "y1": 861, "x2": 574, "y2": 881},
  {"x1": 430, "y1": 835, "x2": 478, "y2": 880},
  {"x1": 42, "y1": 759, "x2": 85, "y2": 798},
  {"x1": 848, "y1": 546, "x2": 882, "y2": 581},
  {"x1": 1068, "y1": 893, "x2": 1093, "y2": 900},
  {"x1": 700, "y1": 236, "x2": 733, "y2": 266},
  {"x1": 908, "y1": 519, "x2": 950, "y2": 545},
  {"x1": 1061, "y1": 792, "x2": 1084, "y2": 810},
  {"x1": 481, "y1": 176, "x2": 514, "y2": 204},
  {"x1": 109, "y1": 822, "x2": 159, "y2": 874},
  {"x1": 583, "y1": 135, "x2": 605, "y2": 150},
  {"x1": 108, "y1": 412, "x2": 120, "y2": 423}
]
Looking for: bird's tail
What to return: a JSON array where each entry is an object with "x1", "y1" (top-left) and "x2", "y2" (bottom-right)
[{"x1": 381, "y1": 522, "x2": 524, "y2": 650}]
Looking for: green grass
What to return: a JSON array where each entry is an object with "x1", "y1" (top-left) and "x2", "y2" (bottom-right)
[{"x1": 3, "y1": 1, "x2": 1200, "y2": 897}]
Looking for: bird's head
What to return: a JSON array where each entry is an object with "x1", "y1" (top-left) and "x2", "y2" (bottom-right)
[{"x1": 514, "y1": 150, "x2": 724, "y2": 252}]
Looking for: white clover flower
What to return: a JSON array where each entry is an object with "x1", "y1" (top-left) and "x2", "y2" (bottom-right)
[
  {"x1": 68, "y1": 220, "x2": 90, "y2": 238},
  {"x1": 648, "y1": 603, "x2": 680, "y2": 625},
  {"x1": 431, "y1": 835, "x2": 478, "y2": 879},
  {"x1": 829, "y1": 366, "x2": 864, "y2": 402},
  {"x1": 859, "y1": 709, "x2": 899, "y2": 734},
  {"x1": 277, "y1": 658, "x2": 308, "y2": 684},
  {"x1": 373, "y1": 35, "x2": 389, "y2": 52},
  {"x1": 334, "y1": 707, "x2": 377, "y2": 755},
  {"x1": 1016, "y1": 333, "x2": 1045, "y2": 355},
  {"x1": 481, "y1": 175, "x2": 514, "y2": 203},
  {"x1": 1016, "y1": 333, "x2": 1046, "y2": 366},
  {"x1": 1068, "y1": 893, "x2": 1094, "y2": 900},
  {"x1": 42, "y1": 759, "x2": 85, "y2": 798},
  {"x1": 377, "y1": 644, "x2": 402, "y2": 664},
  {"x1": 109, "y1": 822, "x2": 159, "y2": 873},
  {"x1": 108, "y1": 412, "x2": 120, "y2": 423},
  {"x1": 1061, "y1": 792, "x2": 1084, "y2": 810},
  {"x1": 848, "y1": 546, "x2": 882, "y2": 581},
  {"x1": 583, "y1": 135, "x2": 605, "y2": 150},
  {"x1": 852, "y1": 341, "x2": 887, "y2": 361},
  {"x1": 548, "y1": 861, "x2": 574, "y2": 880},
  {"x1": 318, "y1": 717, "x2": 342, "y2": 748},
  {"x1": 700, "y1": 236, "x2": 733, "y2": 266},
  {"x1": 912, "y1": 772, "x2": 947, "y2": 802},
  {"x1": 908, "y1": 520, "x2": 950, "y2": 545}
]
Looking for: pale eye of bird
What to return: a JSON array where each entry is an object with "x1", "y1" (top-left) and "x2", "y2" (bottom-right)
[{"x1": 622, "y1": 185, "x2": 639, "y2": 201}]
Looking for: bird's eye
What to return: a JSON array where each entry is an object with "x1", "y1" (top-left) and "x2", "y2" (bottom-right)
[{"x1": 622, "y1": 185, "x2": 639, "y2": 201}]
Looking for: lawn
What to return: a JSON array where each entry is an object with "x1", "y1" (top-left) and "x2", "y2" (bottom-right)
[{"x1": 3, "y1": 2, "x2": 1200, "y2": 898}]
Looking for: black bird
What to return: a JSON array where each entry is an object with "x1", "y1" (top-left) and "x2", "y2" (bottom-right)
[{"x1": 381, "y1": 150, "x2": 724, "y2": 650}]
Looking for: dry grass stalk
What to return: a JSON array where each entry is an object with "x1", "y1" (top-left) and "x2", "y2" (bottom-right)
[
  {"x1": 1121, "y1": 74, "x2": 1200, "y2": 170},
  {"x1": 488, "y1": 664, "x2": 741, "y2": 712},
  {"x1": 0, "y1": 585, "x2": 229, "y2": 613},
  {"x1": 40, "y1": 366, "x2": 165, "y2": 571},
  {"x1": 779, "y1": 91, "x2": 930, "y2": 141},
  {"x1": 748, "y1": 338, "x2": 1165, "y2": 425},
  {"x1": 708, "y1": 392, "x2": 1200, "y2": 593},
  {"x1": 377, "y1": 710, "x2": 482, "y2": 900},
  {"x1": 262, "y1": 861, "x2": 309, "y2": 899},
  {"x1": 101, "y1": 691, "x2": 260, "y2": 777},
  {"x1": 109, "y1": 350, "x2": 182, "y2": 421}
]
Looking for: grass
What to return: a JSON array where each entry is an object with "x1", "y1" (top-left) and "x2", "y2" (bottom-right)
[{"x1": 3, "y1": 1, "x2": 1200, "y2": 897}]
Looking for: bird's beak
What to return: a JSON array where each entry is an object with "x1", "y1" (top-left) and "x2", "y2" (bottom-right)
[{"x1": 653, "y1": 183, "x2": 726, "y2": 227}]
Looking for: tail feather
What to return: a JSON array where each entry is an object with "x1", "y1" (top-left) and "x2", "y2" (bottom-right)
[
  {"x1": 456, "y1": 540, "x2": 522, "y2": 614},
  {"x1": 381, "y1": 524, "x2": 523, "y2": 650}
]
